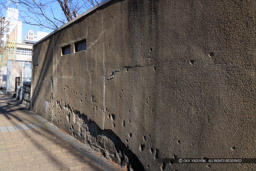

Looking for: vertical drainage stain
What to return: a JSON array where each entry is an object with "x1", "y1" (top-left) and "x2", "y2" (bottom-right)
[{"x1": 102, "y1": 43, "x2": 106, "y2": 129}]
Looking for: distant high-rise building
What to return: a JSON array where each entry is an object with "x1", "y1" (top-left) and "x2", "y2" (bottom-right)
[{"x1": 4, "y1": 8, "x2": 22, "y2": 44}]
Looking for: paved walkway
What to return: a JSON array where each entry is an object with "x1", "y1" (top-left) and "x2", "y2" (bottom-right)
[{"x1": 0, "y1": 91, "x2": 120, "y2": 171}]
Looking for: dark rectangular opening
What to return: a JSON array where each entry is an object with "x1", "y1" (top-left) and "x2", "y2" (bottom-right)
[
  {"x1": 75, "y1": 39, "x2": 86, "y2": 52},
  {"x1": 62, "y1": 45, "x2": 71, "y2": 55}
]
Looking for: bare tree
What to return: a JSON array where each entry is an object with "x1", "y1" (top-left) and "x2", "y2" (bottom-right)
[
  {"x1": 5, "y1": 0, "x2": 100, "y2": 30},
  {"x1": 0, "y1": 3, "x2": 7, "y2": 53}
]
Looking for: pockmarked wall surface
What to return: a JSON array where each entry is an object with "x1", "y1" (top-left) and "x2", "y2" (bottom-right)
[{"x1": 32, "y1": 0, "x2": 256, "y2": 170}]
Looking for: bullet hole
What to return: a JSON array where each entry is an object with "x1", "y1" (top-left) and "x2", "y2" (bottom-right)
[
  {"x1": 121, "y1": 89, "x2": 124, "y2": 93},
  {"x1": 173, "y1": 154, "x2": 177, "y2": 159},
  {"x1": 150, "y1": 148, "x2": 154, "y2": 153},
  {"x1": 113, "y1": 123, "x2": 116, "y2": 128},
  {"x1": 147, "y1": 165, "x2": 150, "y2": 168},
  {"x1": 129, "y1": 120, "x2": 131, "y2": 123},
  {"x1": 111, "y1": 114, "x2": 116, "y2": 121},
  {"x1": 80, "y1": 99, "x2": 83, "y2": 103},
  {"x1": 231, "y1": 146, "x2": 236, "y2": 150},
  {"x1": 129, "y1": 133, "x2": 132, "y2": 138},
  {"x1": 66, "y1": 115, "x2": 70, "y2": 123},
  {"x1": 128, "y1": 110, "x2": 131, "y2": 113},
  {"x1": 177, "y1": 140, "x2": 181, "y2": 144},
  {"x1": 189, "y1": 60, "x2": 195, "y2": 65},
  {"x1": 140, "y1": 43, "x2": 142, "y2": 47},
  {"x1": 119, "y1": 95, "x2": 122, "y2": 98},
  {"x1": 155, "y1": 149, "x2": 159, "y2": 159},
  {"x1": 126, "y1": 68, "x2": 129, "y2": 72},
  {"x1": 149, "y1": 48, "x2": 153, "y2": 52},
  {"x1": 207, "y1": 165, "x2": 211, "y2": 168},
  {"x1": 153, "y1": 66, "x2": 157, "y2": 71},
  {"x1": 148, "y1": 96, "x2": 151, "y2": 99},
  {"x1": 209, "y1": 52, "x2": 214, "y2": 57},
  {"x1": 161, "y1": 162, "x2": 166, "y2": 171},
  {"x1": 139, "y1": 144, "x2": 145, "y2": 152},
  {"x1": 122, "y1": 120, "x2": 126, "y2": 127},
  {"x1": 143, "y1": 136, "x2": 147, "y2": 141},
  {"x1": 91, "y1": 95, "x2": 95, "y2": 103},
  {"x1": 108, "y1": 114, "x2": 111, "y2": 119},
  {"x1": 126, "y1": 139, "x2": 128, "y2": 143}
]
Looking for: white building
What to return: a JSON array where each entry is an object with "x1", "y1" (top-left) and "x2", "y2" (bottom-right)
[
  {"x1": 25, "y1": 30, "x2": 48, "y2": 42},
  {"x1": 16, "y1": 43, "x2": 33, "y2": 61},
  {"x1": 0, "y1": 7, "x2": 49, "y2": 92},
  {"x1": 3, "y1": 8, "x2": 22, "y2": 44}
]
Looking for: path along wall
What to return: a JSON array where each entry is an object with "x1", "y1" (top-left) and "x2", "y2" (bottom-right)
[{"x1": 31, "y1": 0, "x2": 256, "y2": 170}]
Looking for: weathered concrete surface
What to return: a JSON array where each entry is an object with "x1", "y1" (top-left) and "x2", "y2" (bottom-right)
[{"x1": 32, "y1": 0, "x2": 256, "y2": 170}]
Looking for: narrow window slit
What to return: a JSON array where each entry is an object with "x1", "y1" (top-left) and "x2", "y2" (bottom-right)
[
  {"x1": 75, "y1": 39, "x2": 86, "y2": 52},
  {"x1": 62, "y1": 45, "x2": 71, "y2": 55}
]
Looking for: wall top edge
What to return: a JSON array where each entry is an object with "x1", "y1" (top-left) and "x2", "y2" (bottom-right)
[{"x1": 33, "y1": 0, "x2": 112, "y2": 46}]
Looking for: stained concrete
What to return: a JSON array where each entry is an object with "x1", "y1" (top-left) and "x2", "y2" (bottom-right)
[{"x1": 32, "y1": 0, "x2": 256, "y2": 170}]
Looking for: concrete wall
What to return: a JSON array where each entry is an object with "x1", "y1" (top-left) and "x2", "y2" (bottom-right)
[
  {"x1": 0, "y1": 66, "x2": 7, "y2": 88},
  {"x1": 6, "y1": 60, "x2": 31, "y2": 93},
  {"x1": 7, "y1": 60, "x2": 22, "y2": 92},
  {"x1": 32, "y1": 0, "x2": 256, "y2": 170}
]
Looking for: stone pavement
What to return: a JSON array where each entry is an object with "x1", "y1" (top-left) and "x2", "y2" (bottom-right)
[{"x1": 0, "y1": 91, "x2": 121, "y2": 171}]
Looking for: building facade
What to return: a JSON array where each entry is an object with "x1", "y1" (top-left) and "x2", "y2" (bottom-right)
[
  {"x1": 25, "y1": 30, "x2": 49, "y2": 43},
  {"x1": 0, "y1": 7, "x2": 48, "y2": 92}
]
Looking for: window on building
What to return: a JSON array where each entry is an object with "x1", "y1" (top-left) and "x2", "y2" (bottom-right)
[
  {"x1": 17, "y1": 48, "x2": 32, "y2": 56},
  {"x1": 75, "y1": 39, "x2": 86, "y2": 52},
  {"x1": 62, "y1": 45, "x2": 71, "y2": 55}
]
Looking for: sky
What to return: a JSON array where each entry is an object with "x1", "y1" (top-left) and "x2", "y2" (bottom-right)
[
  {"x1": 2, "y1": 0, "x2": 103, "y2": 41},
  {"x1": 2, "y1": 2, "x2": 54, "y2": 40},
  {"x1": 22, "y1": 23, "x2": 52, "y2": 40}
]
